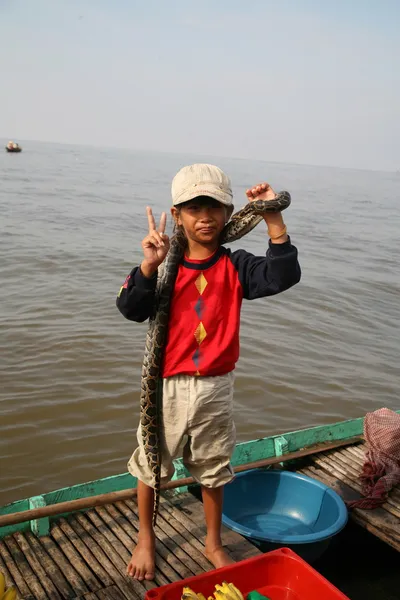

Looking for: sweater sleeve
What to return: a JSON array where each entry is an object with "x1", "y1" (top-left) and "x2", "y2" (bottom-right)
[
  {"x1": 229, "y1": 236, "x2": 301, "y2": 300},
  {"x1": 116, "y1": 266, "x2": 157, "y2": 322}
]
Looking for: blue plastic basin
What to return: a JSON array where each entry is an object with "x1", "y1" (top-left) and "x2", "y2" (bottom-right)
[{"x1": 222, "y1": 470, "x2": 348, "y2": 562}]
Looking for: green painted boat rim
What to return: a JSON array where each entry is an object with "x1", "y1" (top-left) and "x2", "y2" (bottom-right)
[{"x1": 1, "y1": 410, "x2": 398, "y2": 539}]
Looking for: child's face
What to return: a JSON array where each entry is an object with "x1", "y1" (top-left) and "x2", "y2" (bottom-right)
[{"x1": 171, "y1": 196, "x2": 232, "y2": 245}]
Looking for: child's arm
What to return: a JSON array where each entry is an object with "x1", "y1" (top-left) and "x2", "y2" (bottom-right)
[
  {"x1": 246, "y1": 182, "x2": 288, "y2": 244},
  {"x1": 116, "y1": 266, "x2": 157, "y2": 322},
  {"x1": 116, "y1": 207, "x2": 170, "y2": 322},
  {"x1": 232, "y1": 181, "x2": 301, "y2": 299},
  {"x1": 230, "y1": 240, "x2": 300, "y2": 300}
]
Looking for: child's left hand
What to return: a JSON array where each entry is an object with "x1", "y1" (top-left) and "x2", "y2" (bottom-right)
[
  {"x1": 246, "y1": 182, "x2": 288, "y2": 243},
  {"x1": 246, "y1": 182, "x2": 276, "y2": 202}
]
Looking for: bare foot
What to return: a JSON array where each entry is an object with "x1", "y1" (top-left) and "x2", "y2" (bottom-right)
[
  {"x1": 126, "y1": 534, "x2": 155, "y2": 580},
  {"x1": 205, "y1": 545, "x2": 235, "y2": 569}
]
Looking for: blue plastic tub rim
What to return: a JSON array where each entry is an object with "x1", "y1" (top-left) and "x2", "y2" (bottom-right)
[{"x1": 222, "y1": 470, "x2": 348, "y2": 545}]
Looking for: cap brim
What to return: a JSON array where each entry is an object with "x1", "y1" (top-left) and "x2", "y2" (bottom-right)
[{"x1": 173, "y1": 186, "x2": 232, "y2": 206}]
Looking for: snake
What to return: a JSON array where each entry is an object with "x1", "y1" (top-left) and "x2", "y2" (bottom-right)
[{"x1": 139, "y1": 191, "x2": 291, "y2": 525}]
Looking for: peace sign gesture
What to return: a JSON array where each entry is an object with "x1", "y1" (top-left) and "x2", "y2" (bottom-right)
[{"x1": 140, "y1": 206, "x2": 170, "y2": 278}]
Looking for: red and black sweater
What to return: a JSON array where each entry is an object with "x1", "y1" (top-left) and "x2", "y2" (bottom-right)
[{"x1": 116, "y1": 238, "x2": 301, "y2": 377}]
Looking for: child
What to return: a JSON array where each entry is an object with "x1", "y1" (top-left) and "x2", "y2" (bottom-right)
[{"x1": 116, "y1": 163, "x2": 301, "y2": 581}]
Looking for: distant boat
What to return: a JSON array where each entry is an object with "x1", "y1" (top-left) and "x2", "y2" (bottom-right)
[{"x1": 5, "y1": 140, "x2": 22, "y2": 153}]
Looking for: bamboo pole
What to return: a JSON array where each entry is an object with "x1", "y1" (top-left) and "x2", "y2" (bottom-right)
[{"x1": 0, "y1": 436, "x2": 362, "y2": 528}]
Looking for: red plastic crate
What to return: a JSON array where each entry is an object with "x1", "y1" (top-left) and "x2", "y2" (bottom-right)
[{"x1": 145, "y1": 548, "x2": 349, "y2": 600}]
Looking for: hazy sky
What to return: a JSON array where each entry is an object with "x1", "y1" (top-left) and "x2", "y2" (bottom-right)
[{"x1": 1, "y1": 0, "x2": 399, "y2": 170}]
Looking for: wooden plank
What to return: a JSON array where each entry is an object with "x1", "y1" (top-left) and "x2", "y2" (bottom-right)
[
  {"x1": 71, "y1": 512, "x2": 144, "y2": 600},
  {"x1": 342, "y1": 445, "x2": 370, "y2": 469},
  {"x1": 159, "y1": 493, "x2": 259, "y2": 564},
  {"x1": 340, "y1": 447, "x2": 400, "y2": 503},
  {"x1": 345, "y1": 441, "x2": 400, "y2": 498},
  {"x1": 335, "y1": 447, "x2": 365, "y2": 468},
  {"x1": 341, "y1": 444, "x2": 400, "y2": 495},
  {"x1": 173, "y1": 493, "x2": 260, "y2": 561},
  {"x1": 61, "y1": 517, "x2": 117, "y2": 588},
  {"x1": 314, "y1": 452, "x2": 400, "y2": 519},
  {"x1": 24, "y1": 531, "x2": 76, "y2": 600},
  {"x1": 109, "y1": 501, "x2": 182, "y2": 583},
  {"x1": 39, "y1": 533, "x2": 89, "y2": 597},
  {"x1": 341, "y1": 444, "x2": 365, "y2": 459},
  {"x1": 154, "y1": 499, "x2": 213, "y2": 572},
  {"x1": 97, "y1": 585, "x2": 127, "y2": 600},
  {"x1": 3, "y1": 534, "x2": 48, "y2": 599},
  {"x1": 13, "y1": 532, "x2": 63, "y2": 600},
  {"x1": 92, "y1": 505, "x2": 168, "y2": 589},
  {"x1": 81, "y1": 594, "x2": 99, "y2": 600},
  {"x1": 50, "y1": 523, "x2": 102, "y2": 593},
  {"x1": 117, "y1": 500, "x2": 193, "y2": 581},
  {"x1": 313, "y1": 453, "x2": 400, "y2": 519},
  {"x1": 82, "y1": 508, "x2": 154, "y2": 598},
  {"x1": 321, "y1": 450, "x2": 369, "y2": 485},
  {"x1": 82, "y1": 510, "x2": 134, "y2": 570},
  {"x1": 157, "y1": 496, "x2": 208, "y2": 555},
  {"x1": 300, "y1": 466, "x2": 398, "y2": 550},
  {"x1": 334, "y1": 448, "x2": 400, "y2": 505},
  {"x1": 57, "y1": 517, "x2": 115, "y2": 595},
  {"x1": 301, "y1": 464, "x2": 400, "y2": 553},
  {"x1": 345, "y1": 443, "x2": 366, "y2": 459},
  {"x1": 326, "y1": 449, "x2": 362, "y2": 477},
  {"x1": 125, "y1": 498, "x2": 205, "y2": 576},
  {"x1": 0, "y1": 549, "x2": 26, "y2": 599},
  {"x1": 60, "y1": 515, "x2": 114, "y2": 589},
  {"x1": 159, "y1": 495, "x2": 207, "y2": 549},
  {"x1": 299, "y1": 465, "x2": 400, "y2": 552},
  {"x1": 168, "y1": 492, "x2": 260, "y2": 561}
]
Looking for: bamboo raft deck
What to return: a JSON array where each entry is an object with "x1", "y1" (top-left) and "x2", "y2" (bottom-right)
[
  {"x1": 0, "y1": 491, "x2": 260, "y2": 600},
  {"x1": 298, "y1": 440, "x2": 400, "y2": 552},
  {"x1": 0, "y1": 440, "x2": 399, "y2": 600}
]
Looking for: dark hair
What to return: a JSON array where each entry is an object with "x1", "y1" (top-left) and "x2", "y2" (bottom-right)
[{"x1": 172, "y1": 208, "x2": 184, "y2": 236}]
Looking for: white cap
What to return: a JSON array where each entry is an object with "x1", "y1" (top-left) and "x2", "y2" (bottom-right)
[{"x1": 171, "y1": 163, "x2": 233, "y2": 206}]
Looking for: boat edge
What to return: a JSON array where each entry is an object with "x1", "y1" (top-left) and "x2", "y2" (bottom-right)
[{"x1": 1, "y1": 411, "x2": 398, "y2": 538}]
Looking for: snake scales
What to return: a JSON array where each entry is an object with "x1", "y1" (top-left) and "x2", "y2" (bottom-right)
[{"x1": 139, "y1": 191, "x2": 291, "y2": 525}]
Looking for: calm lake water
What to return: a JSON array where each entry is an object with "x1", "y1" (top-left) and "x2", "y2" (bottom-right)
[{"x1": 1, "y1": 140, "x2": 399, "y2": 506}]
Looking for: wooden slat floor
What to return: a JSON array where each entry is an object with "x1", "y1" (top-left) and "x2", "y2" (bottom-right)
[
  {"x1": 298, "y1": 440, "x2": 400, "y2": 552},
  {"x1": 0, "y1": 492, "x2": 260, "y2": 600},
  {"x1": 2, "y1": 440, "x2": 399, "y2": 599}
]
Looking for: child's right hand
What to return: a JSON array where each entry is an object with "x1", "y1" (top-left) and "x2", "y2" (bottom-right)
[{"x1": 140, "y1": 207, "x2": 170, "y2": 278}]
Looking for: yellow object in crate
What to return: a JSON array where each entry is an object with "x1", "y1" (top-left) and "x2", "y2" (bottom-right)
[
  {"x1": 181, "y1": 581, "x2": 245, "y2": 600},
  {"x1": 0, "y1": 571, "x2": 17, "y2": 600}
]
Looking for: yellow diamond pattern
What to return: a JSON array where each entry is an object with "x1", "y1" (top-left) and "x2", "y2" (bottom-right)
[
  {"x1": 195, "y1": 272, "x2": 208, "y2": 295},
  {"x1": 194, "y1": 322, "x2": 207, "y2": 345}
]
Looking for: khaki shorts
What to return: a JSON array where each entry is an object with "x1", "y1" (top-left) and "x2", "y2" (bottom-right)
[{"x1": 128, "y1": 372, "x2": 236, "y2": 488}]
